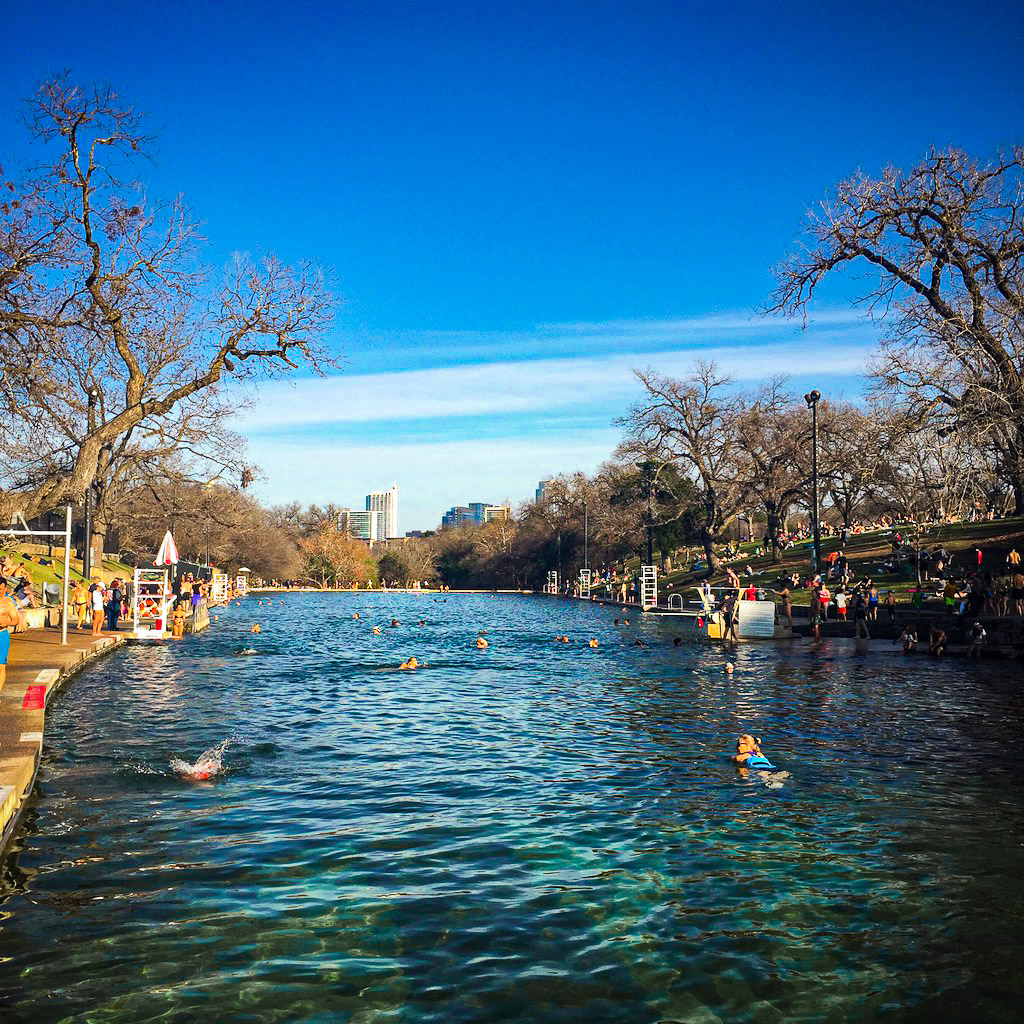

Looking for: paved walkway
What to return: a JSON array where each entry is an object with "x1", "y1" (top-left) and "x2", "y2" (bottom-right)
[{"x1": 0, "y1": 626, "x2": 125, "y2": 850}]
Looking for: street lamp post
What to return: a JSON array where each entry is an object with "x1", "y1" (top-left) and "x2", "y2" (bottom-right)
[
  {"x1": 83, "y1": 387, "x2": 99, "y2": 579},
  {"x1": 642, "y1": 461, "x2": 655, "y2": 565},
  {"x1": 804, "y1": 389, "x2": 822, "y2": 575},
  {"x1": 583, "y1": 498, "x2": 589, "y2": 570}
]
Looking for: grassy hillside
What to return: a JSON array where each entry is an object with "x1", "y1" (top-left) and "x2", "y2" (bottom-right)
[{"x1": 605, "y1": 517, "x2": 1024, "y2": 606}]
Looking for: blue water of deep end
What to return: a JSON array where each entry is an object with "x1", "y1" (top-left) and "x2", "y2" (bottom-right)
[{"x1": 1, "y1": 594, "x2": 1022, "y2": 1023}]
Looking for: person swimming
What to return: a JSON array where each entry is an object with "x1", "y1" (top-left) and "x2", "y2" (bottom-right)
[
  {"x1": 399, "y1": 657, "x2": 421, "y2": 670},
  {"x1": 723, "y1": 662, "x2": 734, "y2": 675},
  {"x1": 476, "y1": 636, "x2": 489, "y2": 649},
  {"x1": 588, "y1": 638, "x2": 598, "y2": 648},
  {"x1": 249, "y1": 624, "x2": 261, "y2": 634},
  {"x1": 373, "y1": 626, "x2": 381, "y2": 635},
  {"x1": 732, "y1": 734, "x2": 775, "y2": 769}
]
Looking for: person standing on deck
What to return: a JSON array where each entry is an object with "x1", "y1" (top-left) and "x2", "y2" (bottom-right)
[
  {"x1": 89, "y1": 578, "x2": 106, "y2": 637},
  {"x1": 0, "y1": 579, "x2": 26, "y2": 691}
]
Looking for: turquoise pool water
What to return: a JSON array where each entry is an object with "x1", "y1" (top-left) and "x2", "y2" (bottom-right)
[{"x1": 0, "y1": 593, "x2": 1021, "y2": 1023}]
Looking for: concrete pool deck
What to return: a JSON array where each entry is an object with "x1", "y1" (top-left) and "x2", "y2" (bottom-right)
[{"x1": 0, "y1": 626, "x2": 126, "y2": 853}]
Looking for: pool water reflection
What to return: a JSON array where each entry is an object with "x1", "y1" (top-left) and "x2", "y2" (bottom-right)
[{"x1": 0, "y1": 593, "x2": 1021, "y2": 1023}]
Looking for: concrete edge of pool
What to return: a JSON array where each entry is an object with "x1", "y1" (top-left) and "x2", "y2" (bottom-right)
[{"x1": 0, "y1": 628, "x2": 127, "y2": 855}]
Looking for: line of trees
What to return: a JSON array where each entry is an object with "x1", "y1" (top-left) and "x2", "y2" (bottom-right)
[{"x1": 3, "y1": 80, "x2": 1020, "y2": 590}]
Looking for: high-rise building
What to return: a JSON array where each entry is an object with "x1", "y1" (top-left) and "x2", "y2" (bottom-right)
[
  {"x1": 366, "y1": 484, "x2": 399, "y2": 539},
  {"x1": 536, "y1": 479, "x2": 551, "y2": 502},
  {"x1": 469, "y1": 502, "x2": 510, "y2": 523},
  {"x1": 338, "y1": 508, "x2": 386, "y2": 542},
  {"x1": 443, "y1": 502, "x2": 511, "y2": 528},
  {"x1": 442, "y1": 506, "x2": 473, "y2": 529}
]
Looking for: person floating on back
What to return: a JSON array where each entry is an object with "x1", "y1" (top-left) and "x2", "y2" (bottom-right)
[{"x1": 732, "y1": 734, "x2": 775, "y2": 769}]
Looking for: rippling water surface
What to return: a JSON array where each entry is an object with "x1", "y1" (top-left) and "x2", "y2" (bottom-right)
[{"x1": 1, "y1": 593, "x2": 1022, "y2": 1023}]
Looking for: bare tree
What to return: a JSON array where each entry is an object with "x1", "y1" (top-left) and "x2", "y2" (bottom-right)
[
  {"x1": 617, "y1": 364, "x2": 742, "y2": 573},
  {"x1": 769, "y1": 146, "x2": 1024, "y2": 511},
  {"x1": 0, "y1": 77, "x2": 336, "y2": 522},
  {"x1": 731, "y1": 380, "x2": 807, "y2": 561}
]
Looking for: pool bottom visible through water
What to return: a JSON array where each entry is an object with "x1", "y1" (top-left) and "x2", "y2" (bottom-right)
[{"x1": 0, "y1": 592, "x2": 1022, "y2": 1024}]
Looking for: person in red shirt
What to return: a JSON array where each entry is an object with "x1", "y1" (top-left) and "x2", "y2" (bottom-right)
[{"x1": 744, "y1": 584, "x2": 758, "y2": 601}]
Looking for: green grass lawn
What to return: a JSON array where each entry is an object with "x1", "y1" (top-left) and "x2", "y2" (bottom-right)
[
  {"x1": 0, "y1": 546, "x2": 137, "y2": 590},
  {"x1": 595, "y1": 517, "x2": 1024, "y2": 606}
]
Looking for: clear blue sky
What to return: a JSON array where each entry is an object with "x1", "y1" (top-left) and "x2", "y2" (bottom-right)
[{"x1": 2, "y1": 1, "x2": 1021, "y2": 529}]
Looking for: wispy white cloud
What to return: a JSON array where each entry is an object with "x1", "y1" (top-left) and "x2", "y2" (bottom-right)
[
  {"x1": 241, "y1": 310, "x2": 875, "y2": 527},
  {"x1": 241, "y1": 329, "x2": 869, "y2": 431}
]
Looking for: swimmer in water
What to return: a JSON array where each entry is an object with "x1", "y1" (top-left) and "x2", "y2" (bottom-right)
[
  {"x1": 250, "y1": 624, "x2": 261, "y2": 634},
  {"x1": 172, "y1": 739, "x2": 230, "y2": 781},
  {"x1": 724, "y1": 662, "x2": 734, "y2": 675},
  {"x1": 476, "y1": 636, "x2": 489, "y2": 649},
  {"x1": 390, "y1": 619, "x2": 400, "y2": 627},
  {"x1": 399, "y1": 657, "x2": 420, "y2": 670},
  {"x1": 555, "y1": 635, "x2": 569, "y2": 643},
  {"x1": 588, "y1": 638, "x2": 598, "y2": 648},
  {"x1": 373, "y1": 626, "x2": 381, "y2": 635},
  {"x1": 732, "y1": 734, "x2": 767, "y2": 765},
  {"x1": 418, "y1": 619, "x2": 426, "y2": 626},
  {"x1": 353, "y1": 613, "x2": 360, "y2": 620},
  {"x1": 732, "y1": 734, "x2": 790, "y2": 786}
]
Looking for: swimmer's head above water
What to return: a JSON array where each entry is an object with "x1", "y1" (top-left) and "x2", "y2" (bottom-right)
[{"x1": 733, "y1": 733, "x2": 763, "y2": 762}]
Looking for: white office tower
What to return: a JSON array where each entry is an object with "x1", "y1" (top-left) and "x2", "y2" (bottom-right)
[
  {"x1": 366, "y1": 484, "x2": 399, "y2": 539},
  {"x1": 338, "y1": 509, "x2": 386, "y2": 542}
]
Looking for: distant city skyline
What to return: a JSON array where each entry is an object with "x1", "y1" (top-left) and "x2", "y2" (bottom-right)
[{"x1": 441, "y1": 502, "x2": 511, "y2": 529}]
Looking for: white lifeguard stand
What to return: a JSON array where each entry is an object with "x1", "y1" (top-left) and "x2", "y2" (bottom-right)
[
  {"x1": 545, "y1": 570, "x2": 559, "y2": 595},
  {"x1": 210, "y1": 571, "x2": 228, "y2": 604},
  {"x1": 640, "y1": 565, "x2": 658, "y2": 610},
  {"x1": 578, "y1": 568, "x2": 592, "y2": 599},
  {"x1": 133, "y1": 567, "x2": 170, "y2": 639},
  {"x1": 235, "y1": 567, "x2": 250, "y2": 596}
]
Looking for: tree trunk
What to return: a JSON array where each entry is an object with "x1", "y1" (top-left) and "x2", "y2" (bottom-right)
[{"x1": 765, "y1": 507, "x2": 781, "y2": 564}]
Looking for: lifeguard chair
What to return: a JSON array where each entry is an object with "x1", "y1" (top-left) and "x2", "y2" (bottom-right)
[{"x1": 133, "y1": 568, "x2": 171, "y2": 639}]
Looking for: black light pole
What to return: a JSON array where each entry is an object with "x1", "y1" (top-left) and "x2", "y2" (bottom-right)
[
  {"x1": 83, "y1": 387, "x2": 99, "y2": 579},
  {"x1": 642, "y1": 461, "x2": 655, "y2": 565},
  {"x1": 583, "y1": 498, "x2": 589, "y2": 570},
  {"x1": 804, "y1": 389, "x2": 822, "y2": 575}
]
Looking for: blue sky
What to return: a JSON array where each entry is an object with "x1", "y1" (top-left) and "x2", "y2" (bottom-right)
[{"x1": 2, "y1": 1, "x2": 1022, "y2": 530}]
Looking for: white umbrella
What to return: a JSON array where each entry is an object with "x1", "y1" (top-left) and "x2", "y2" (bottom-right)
[{"x1": 154, "y1": 530, "x2": 180, "y2": 566}]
